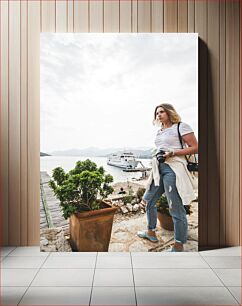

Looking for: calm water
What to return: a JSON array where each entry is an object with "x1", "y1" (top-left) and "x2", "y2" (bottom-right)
[{"x1": 40, "y1": 156, "x2": 151, "y2": 183}]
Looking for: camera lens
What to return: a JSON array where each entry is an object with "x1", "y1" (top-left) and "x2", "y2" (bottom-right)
[{"x1": 156, "y1": 150, "x2": 166, "y2": 163}]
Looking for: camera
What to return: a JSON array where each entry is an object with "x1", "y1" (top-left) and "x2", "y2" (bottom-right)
[{"x1": 156, "y1": 150, "x2": 166, "y2": 163}]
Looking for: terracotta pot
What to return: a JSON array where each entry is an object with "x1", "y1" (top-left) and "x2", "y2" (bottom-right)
[
  {"x1": 157, "y1": 211, "x2": 174, "y2": 231},
  {"x1": 69, "y1": 201, "x2": 118, "y2": 252}
]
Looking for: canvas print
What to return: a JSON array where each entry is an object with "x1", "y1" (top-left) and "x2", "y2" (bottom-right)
[{"x1": 40, "y1": 33, "x2": 198, "y2": 252}]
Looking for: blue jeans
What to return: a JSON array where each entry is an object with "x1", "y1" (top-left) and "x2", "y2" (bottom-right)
[{"x1": 143, "y1": 162, "x2": 188, "y2": 244}]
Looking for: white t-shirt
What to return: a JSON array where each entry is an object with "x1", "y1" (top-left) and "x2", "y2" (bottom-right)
[{"x1": 155, "y1": 122, "x2": 193, "y2": 151}]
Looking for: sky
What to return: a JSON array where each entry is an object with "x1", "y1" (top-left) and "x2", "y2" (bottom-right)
[{"x1": 40, "y1": 33, "x2": 198, "y2": 153}]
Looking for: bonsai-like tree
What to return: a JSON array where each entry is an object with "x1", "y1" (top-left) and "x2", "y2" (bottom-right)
[{"x1": 49, "y1": 159, "x2": 114, "y2": 219}]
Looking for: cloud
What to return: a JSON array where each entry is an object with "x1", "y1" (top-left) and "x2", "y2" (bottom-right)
[{"x1": 40, "y1": 33, "x2": 198, "y2": 152}]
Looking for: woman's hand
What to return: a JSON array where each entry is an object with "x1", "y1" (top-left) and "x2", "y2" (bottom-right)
[{"x1": 162, "y1": 151, "x2": 174, "y2": 158}]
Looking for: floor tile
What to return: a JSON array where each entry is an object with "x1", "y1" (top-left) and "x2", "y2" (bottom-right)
[
  {"x1": 131, "y1": 252, "x2": 200, "y2": 257},
  {"x1": 19, "y1": 286, "x2": 91, "y2": 305},
  {"x1": 134, "y1": 268, "x2": 223, "y2": 287},
  {"x1": 1, "y1": 256, "x2": 47, "y2": 269},
  {"x1": 0, "y1": 287, "x2": 27, "y2": 305},
  {"x1": 136, "y1": 287, "x2": 239, "y2": 305},
  {"x1": 199, "y1": 247, "x2": 241, "y2": 257},
  {"x1": 42, "y1": 255, "x2": 96, "y2": 268},
  {"x1": 132, "y1": 255, "x2": 209, "y2": 269},
  {"x1": 98, "y1": 252, "x2": 131, "y2": 257},
  {"x1": 91, "y1": 287, "x2": 136, "y2": 305},
  {"x1": 93, "y1": 269, "x2": 134, "y2": 286},
  {"x1": 1, "y1": 269, "x2": 38, "y2": 286},
  {"x1": 0, "y1": 247, "x2": 16, "y2": 257},
  {"x1": 214, "y1": 269, "x2": 241, "y2": 286},
  {"x1": 49, "y1": 252, "x2": 97, "y2": 257},
  {"x1": 227, "y1": 287, "x2": 241, "y2": 304},
  {"x1": 96, "y1": 255, "x2": 132, "y2": 268},
  {"x1": 202, "y1": 256, "x2": 241, "y2": 269},
  {"x1": 9, "y1": 247, "x2": 49, "y2": 257},
  {"x1": 31, "y1": 268, "x2": 94, "y2": 286}
]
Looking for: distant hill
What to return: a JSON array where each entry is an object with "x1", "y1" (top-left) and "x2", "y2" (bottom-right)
[
  {"x1": 40, "y1": 152, "x2": 51, "y2": 157},
  {"x1": 50, "y1": 147, "x2": 152, "y2": 158}
]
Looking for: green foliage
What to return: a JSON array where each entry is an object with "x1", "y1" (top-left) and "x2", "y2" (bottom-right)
[
  {"x1": 136, "y1": 187, "x2": 146, "y2": 201},
  {"x1": 127, "y1": 181, "x2": 134, "y2": 196},
  {"x1": 121, "y1": 181, "x2": 135, "y2": 204},
  {"x1": 122, "y1": 195, "x2": 135, "y2": 205},
  {"x1": 48, "y1": 159, "x2": 114, "y2": 219}
]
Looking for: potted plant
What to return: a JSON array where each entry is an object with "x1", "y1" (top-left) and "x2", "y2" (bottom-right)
[
  {"x1": 49, "y1": 159, "x2": 117, "y2": 252},
  {"x1": 156, "y1": 194, "x2": 192, "y2": 231}
]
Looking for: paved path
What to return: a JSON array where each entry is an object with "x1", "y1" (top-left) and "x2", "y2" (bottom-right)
[{"x1": 40, "y1": 172, "x2": 69, "y2": 236}]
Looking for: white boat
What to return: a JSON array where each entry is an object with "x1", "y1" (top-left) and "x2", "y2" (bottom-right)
[{"x1": 107, "y1": 152, "x2": 139, "y2": 169}]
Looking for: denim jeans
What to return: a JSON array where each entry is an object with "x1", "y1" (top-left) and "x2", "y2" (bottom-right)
[{"x1": 143, "y1": 162, "x2": 188, "y2": 244}]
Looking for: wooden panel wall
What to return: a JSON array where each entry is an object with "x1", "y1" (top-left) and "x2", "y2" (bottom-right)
[{"x1": 0, "y1": 0, "x2": 240, "y2": 248}]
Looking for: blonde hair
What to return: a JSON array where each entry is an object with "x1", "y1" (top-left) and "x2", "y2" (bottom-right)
[{"x1": 153, "y1": 103, "x2": 181, "y2": 126}]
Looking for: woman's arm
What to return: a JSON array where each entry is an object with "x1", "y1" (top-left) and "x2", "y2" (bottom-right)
[
  {"x1": 163, "y1": 132, "x2": 198, "y2": 158},
  {"x1": 175, "y1": 132, "x2": 198, "y2": 156}
]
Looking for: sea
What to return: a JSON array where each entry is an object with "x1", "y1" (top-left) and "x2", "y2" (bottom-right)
[{"x1": 40, "y1": 156, "x2": 151, "y2": 183}]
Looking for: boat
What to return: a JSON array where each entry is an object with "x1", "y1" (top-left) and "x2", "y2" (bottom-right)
[{"x1": 107, "y1": 152, "x2": 139, "y2": 169}]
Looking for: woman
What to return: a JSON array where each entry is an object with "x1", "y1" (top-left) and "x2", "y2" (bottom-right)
[{"x1": 137, "y1": 103, "x2": 198, "y2": 252}]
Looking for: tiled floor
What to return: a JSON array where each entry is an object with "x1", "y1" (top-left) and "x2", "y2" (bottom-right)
[{"x1": 0, "y1": 246, "x2": 241, "y2": 305}]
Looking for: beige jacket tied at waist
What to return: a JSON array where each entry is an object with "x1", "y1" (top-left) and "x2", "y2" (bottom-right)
[{"x1": 145, "y1": 155, "x2": 198, "y2": 206}]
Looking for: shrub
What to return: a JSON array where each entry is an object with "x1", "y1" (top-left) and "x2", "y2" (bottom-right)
[
  {"x1": 136, "y1": 187, "x2": 146, "y2": 201},
  {"x1": 49, "y1": 159, "x2": 114, "y2": 219}
]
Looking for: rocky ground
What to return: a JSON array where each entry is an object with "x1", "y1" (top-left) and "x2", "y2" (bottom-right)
[
  {"x1": 109, "y1": 201, "x2": 198, "y2": 252},
  {"x1": 40, "y1": 173, "x2": 198, "y2": 252},
  {"x1": 108, "y1": 181, "x2": 198, "y2": 252}
]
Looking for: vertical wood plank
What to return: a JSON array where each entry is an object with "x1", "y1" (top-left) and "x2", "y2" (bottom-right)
[
  {"x1": 132, "y1": 0, "x2": 137, "y2": 32},
  {"x1": 225, "y1": 0, "x2": 240, "y2": 246},
  {"x1": 178, "y1": 0, "x2": 187, "y2": 33},
  {"x1": 151, "y1": 0, "x2": 163, "y2": 32},
  {"x1": 56, "y1": 0, "x2": 67, "y2": 32},
  {"x1": 9, "y1": 0, "x2": 21, "y2": 245},
  {"x1": 240, "y1": 0, "x2": 242, "y2": 247},
  {"x1": 188, "y1": 0, "x2": 195, "y2": 33},
  {"x1": 74, "y1": 0, "x2": 89, "y2": 32},
  {"x1": 0, "y1": 0, "x2": 240, "y2": 248},
  {"x1": 219, "y1": 0, "x2": 226, "y2": 247},
  {"x1": 67, "y1": 0, "x2": 74, "y2": 32},
  {"x1": 137, "y1": 0, "x2": 151, "y2": 32},
  {"x1": 0, "y1": 0, "x2": 9, "y2": 245},
  {"x1": 41, "y1": 0, "x2": 56, "y2": 32},
  {"x1": 90, "y1": 0, "x2": 103, "y2": 32},
  {"x1": 104, "y1": 0, "x2": 119, "y2": 32},
  {"x1": 28, "y1": 0, "x2": 40, "y2": 245},
  {"x1": 120, "y1": 0, "x2": 131, "y2": 32},
  {"x1": 164, "y1": 0, "x2": 178, "y2": 32},
  {"x1": 195, "y1": 0, "x2": 208, "y2": 249},
  {"x1": 207, "y1": 0, "x2": 220, "y2": 247},
  {"x1": 20, "y1": 0, "x2": 28, "y2": 245}
]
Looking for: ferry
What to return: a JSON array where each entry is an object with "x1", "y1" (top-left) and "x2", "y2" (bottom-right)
[{"x1": 107, "y1": 152, "x2": 139, "y2": 169}]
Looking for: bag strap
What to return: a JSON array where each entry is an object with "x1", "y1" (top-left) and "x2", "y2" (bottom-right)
[
  {"x1": 177, "y1": 122, "x2": 183, "y2": 149},
  {"x1": 177, "y1": 122, "x2": 197, "y2": 163}
]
